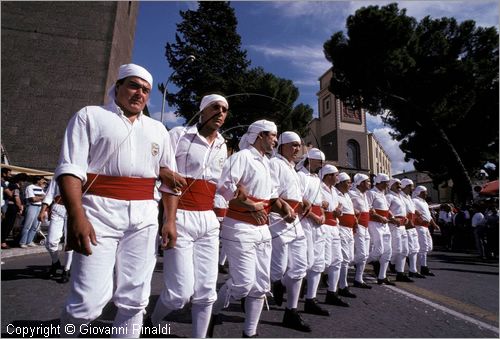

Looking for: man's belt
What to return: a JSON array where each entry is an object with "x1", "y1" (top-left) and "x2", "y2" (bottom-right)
[
  {"x1": 226, "y1": 196, "x2": 270, "y2": 226},
  {"x1": 83, "y1": 173, "x2": 156, "y2": 200},
  {"x1": 357, "y1": 211, "x2": 370, "y2": 227},
  {"x1": 283, "y1": 199, "x2": 303, "y2": 214},
  {"x1": 370, "y1": 209, "x2": 390, "y2": 222},
  {"x1": 324, "y1": 211, "x2": 337, "y2": 226},
  {"x1": 178, "y1": 178, "x2": 216, "y2": 211},
  {"x1": 338, "y1": 214, "x2": 357, "y2": 228}
]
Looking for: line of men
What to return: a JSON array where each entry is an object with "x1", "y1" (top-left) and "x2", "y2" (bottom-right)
[{"x1": 53, "y1": 63, "x2": 439, "y2": 338}]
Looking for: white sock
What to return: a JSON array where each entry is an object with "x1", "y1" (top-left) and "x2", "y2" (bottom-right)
[
  {"x1": 64, "y1": 251, "x2": 73, "y2": 271},
  {"x1": 339, "y1": 265, "x2": 348, "y2": 288},
  {"x1": 111, "y1": 308, "x2": 143, "y2": 338},
  {"x1": 243, "y1": 297, "x2": 264, "y2": 337},
  {"x1": 212, "y1": 282, "x2": 229, "y2": 315},
  {"x1": 327, "y1": 265, "x2": 340, "y2": 292},
  {"x1": 151, "y1": 299, "x2": 173, "y2": 326},
  {"x1": 283, "y1": 275, "x2": 301, "y2": 309},
  {"x1": 192, "y1": 304, "x2": 213, "y2": 338},
  {"x1": 379, "y1": 261, "x2": 389, "y2": 279},
  {"x1": 305, "y1": 271, "x2": 321, "y2": 299},
  {"x1": 409, "y1": 253, "x2": 418, "y2": 272},
  {"x1": 355, "y1": 261, "x2": 366, "y2": 282}
]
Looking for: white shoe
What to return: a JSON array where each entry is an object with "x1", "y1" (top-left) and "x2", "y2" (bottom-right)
[
  {"x1": 27, "y1": 243, "x2": 38, "y2": 247},
  {"x1": 20, "y1": 244, "x2": 28, "y2": 248}
]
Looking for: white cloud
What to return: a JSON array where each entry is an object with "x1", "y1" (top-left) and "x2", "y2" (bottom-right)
[
  {"x1": 366, "y1": 113, "x2": 415, "y2": 174},
  {"x1": 149, "y1": 110, "x2": 186, "y2": 129}
]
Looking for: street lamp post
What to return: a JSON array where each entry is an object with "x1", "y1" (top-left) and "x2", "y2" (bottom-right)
[{"x1": 159, "y1": 55, "x2": 196, "y2": 127}]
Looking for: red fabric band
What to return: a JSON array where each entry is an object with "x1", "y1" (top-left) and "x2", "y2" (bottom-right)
[
  {"x1": 178, "y1": 178, "x2": 216, "y2": 211},
  {"x1": 83, "y1": 173, "x2": 155, "y2": 201}
]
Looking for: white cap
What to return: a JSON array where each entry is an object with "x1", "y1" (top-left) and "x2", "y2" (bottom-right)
[
  {"x1": 278, "y1": 131, "x2": 301, "y2": 147},
  {"x1": 306, "y1": 148, "x2": 325, "y2": 161},
  {"x1": 107, "y1": 63, "x2": 153, "y2": 101},
  {"x1": 374, "y1": 173, "x2": 390, "y2": 184},
  {"x1": 199, "y1": 94, "x2": 228, "y2": 112},
  {"x1": 353, "y1": 173, "x2": 369, "y2": 186},
  {"x1": 319, "y1": 164, "x2": 338, "y2": 179},
  {"x1": 400, "y1": 178, "x2": 414, "y2": 189},
  {"x1": 337, "y1": 172, "x2": 351, "y2": 183},
  {"x1": 238, "y1": 119, "x2": 277, "y2": 150},
  {"x1": 413, "y1": 185, "x2": 427, "y2": 197}
]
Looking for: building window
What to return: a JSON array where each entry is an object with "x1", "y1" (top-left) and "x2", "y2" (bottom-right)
[
  {"x1": 323, "y1": 97, "x2": 331, "y2": 116},
  {"x1": 346, "y1": 139, "x2": 360, "y2": 169}
]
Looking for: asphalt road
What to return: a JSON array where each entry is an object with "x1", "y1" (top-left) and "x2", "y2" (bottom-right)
[{"x1": 1, "y1": 249, "x2": 498, "y2": 338}]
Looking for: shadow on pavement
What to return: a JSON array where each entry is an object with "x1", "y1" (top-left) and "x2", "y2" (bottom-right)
[{"x1": 1, "y1": 265, "x2": 50, "y2": 281}]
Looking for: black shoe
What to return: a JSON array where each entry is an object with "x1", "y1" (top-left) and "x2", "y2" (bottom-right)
[
  {"x1": 60, "y1": 269, "x2": 70, "y2": 283},
  {"x1": 299, "y1": 278, "x2": 307, "y2": 299},
  {"x1": 389, "y1": 263, "x2": 396, "y2": 274},
  {"x1": 338, "y1": 287, "x2": 357, "y2": 298},
  {"x1": 242, "y1": 331, "x2": 258, "y2": 337},
  {"x1": 207, "y1": 314, "x2": 221, "y2": 338},
  {"x1": 420, "y1": 266, "x2": 435, "y2": 276},
  {"x1": 377, "y1": 278, "x2": 396, "y2": 286},
  {"x1": 371, "y1": 261, "x2": 380, "y2": 277},
  {"x1": 353, "y1": 280, "x2": 372, "y2": 289},
  {"x1": 324, "y1": 291, "x2": 349, "y2": 307},
  {"x1": 272, "y1": 280, "x2": 285, "y2": 307},
  {"x1": 304, "y1": 298, "x2": 330, "y2": 316},
  {"x1": 282, "y1": 308, "x2": 312, "y2": 332},
  {"x1": 218, "y1": 264, "x2": 229, "y2": 274},
  {"x1": 396, "y1": 272, "x2": 414, "y2": 282},
  {"x1": 409, "y1": 271, "x2": 426, "y2": 279},
  {"x1": 48, "y1": 260, "x2": 62, "y2": 278}
]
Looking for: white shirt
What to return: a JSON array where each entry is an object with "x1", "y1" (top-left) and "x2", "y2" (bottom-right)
[
  {"x1": 349, "y1": 188, "x2": 370, "y2": 214},
  {"x1": 168, "y1": 125, "x2": 227, "y2": 184},
  {"x1": 297, "y1": 167, "x2": 323, "y2": 206},
  {"x1": 438, "y1": 210, "x2": 453, "y2": 223},
  {"x1": 386, "y1": 190, "x2": 407, "y2": 217},
  {"x1": 400, "y1": 192, "x2": 416, "y2": 214},
  {"x1": 25, "y1": 184, "x2": 44, "y2": 206},
  {"x1": 269, "y1": 154, "x2": 303, "y2": 202},
  {"x1": 321, "y1": 182, "x2": 340, "y2": 213},
  {"x1": 55, "y1": 101, "x2": 175, "y2": 183},
  {"x1": 335, "y1": 187, "x2": 355, "y2": 215},
  {"x1": 366, "y1": 187, "x2": 389, "y2": 211},
  {"x1": 471, "y1": 212, "x2": 486, "y2": 227},
  {"x1": 413, "y1": 197, "x2": 432, "y2": 223},
  {"x1": 42, "y1": 180, "x2": 61, "y2": 206},
  {"x1": 217, "y1": 146, "x2": 276, "y2": 202}
]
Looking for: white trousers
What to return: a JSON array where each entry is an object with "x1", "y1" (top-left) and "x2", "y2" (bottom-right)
[
  {"x1": 354, "y1": 225, "x2": 370, "y2": 264},
  {"x1": 338, "y1": 226, "x2": 354, "y2": 288},
  {"x1": 406, "y1": 228, "x2": 420, "y2": 273},
  {"x1": 269, "y1": 214, "x2": 307, "y2": 282},
  {"x1": 301, "y1": 218, "x2": 326, "y2": 272},
  {"x1": 390, "y1": 224, "x2": 409, "y2": 272},
  {"x1": 368, "y1": 221, "x2": 392, "y2": 279},
  {"x1": 159, "y1": 209, "x2": 219, "y2": 309},
  {"x1": 416, "y1": 226, "x2": 433, "y2": 268},
  {"x1": 324, "y1": 225, "x2": 341, "y2": 292},
  {"x1": 46, "y1": 204, "x2": 73, "y2": 269}
]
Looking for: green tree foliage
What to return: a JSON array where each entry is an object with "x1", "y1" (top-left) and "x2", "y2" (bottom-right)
[
  {"x1": 323, "y1": 3, "x2": 498, "y2": 203},
  {"x1": 163, "y1": 2, "x2": 312, "y2": 148}
]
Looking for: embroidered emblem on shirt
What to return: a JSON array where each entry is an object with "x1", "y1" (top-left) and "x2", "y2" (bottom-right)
[{"x1": 151, "y1": 143, "x2": 160, "y2": 156}]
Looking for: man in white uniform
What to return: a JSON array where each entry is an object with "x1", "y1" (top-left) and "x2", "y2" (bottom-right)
[
  {"x1": 335, "y1": 173, "x2": 358, "y2": 298},
  {"x1": 296, "y1": 148, "x2": 330, "y2": 316},
  {"x1": 38, "y1": 179, "x2": 73, "y2": 283},
  {"x1": 321, "y1": 165, "x2": 349, "y2": 307},
  {"x1": 269, "y1": 131, "x2": 311, "y2": 331},
  {"x1": 150, "y1": 94, "x2": 229, "y2": 338},
  {"x1": 400, "y1": 179, "x2": 425, "y2": 279},
  {"x1": 366, "y1": 173, "x2": 395, "y2": 285},
  {"x1": 413, "y1": 186, "x2": 439, "y2": 276},
  {"x1": 56, "y1": 64, "x2": 178, "y2": 338},
  {"x1": 349, "y1": 173, "x2": 372, "y2": 289},
  {"x1": 209, "y1": 120, "x2": 286, "y2": 338},
  {"x1": 386, "y1": 178, "x2": 413, "y2": 282}
]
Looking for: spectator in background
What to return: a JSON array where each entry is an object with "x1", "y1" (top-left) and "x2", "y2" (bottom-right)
[
  {"x1": 1, "y1": 168, "x2": 12, "y2": 217},
  {"x1": 19, "y1": 176, "x2": 46, "y2": 248},
  {"x1": 438, "y1": 204, "x2": 454, "y2": 251},
  {"x1": 485, "y1": 204, "x2": 499, "y2": 259},
  {"x1": 1, "y1": 173, "x2": 28, "y2": 249},
  {"x1": 471, "y1": 204, "x2": 488, "y2": 260}
]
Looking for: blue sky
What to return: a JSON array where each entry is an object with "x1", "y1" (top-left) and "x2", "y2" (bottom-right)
[{"x1": 132, "y1": 1, "x2": 498, "y2": 174}]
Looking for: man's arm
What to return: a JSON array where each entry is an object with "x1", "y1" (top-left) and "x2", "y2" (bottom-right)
[
  {"x1": 58, "y1": 174, "x2": 97, "y2": 255},
  {"x1": 159, "y1": 167, "x2": 187, "y2": 193},
  {"x1": 160, "y1": 193, "x2": 178, "y2": 249}
]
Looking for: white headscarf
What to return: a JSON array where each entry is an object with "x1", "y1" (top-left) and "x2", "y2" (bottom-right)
[
  {"x1": 238, "y1": 119, "x2": 277, "y2": 150},
  {"x1": 389, "y1": 178, "x2": 401, "y2": 189},
  {"x1": 353, "y1": 173, "x2": 369, "y2": 187},
  {"x1": 337, "y1": 172, "x2": 351, "y2": 183},
  {"x1": 199, "y1": 94, "x2": 228, "y2": 112},
  {"x1": 296, "y1": 148, "x2": 325, "y2": 170},
  {"x1": 400, "y1": 178, "x2": 414, "y2": 189},
  {"x1": 319, "y1": 164, "x2": 338, "y2": 179},
  {"x1": 413, "y1": 185, "x2": 427, "y2": 198},
  {"x1": 107, "y1": 63, "x2": 153, "y2": 101},
  {"x1": 374, "y1": 173, "x2": 390, "y2": 184},
  {"x1": 278, "y1": 131, "x2": 301, "y2": 147}
]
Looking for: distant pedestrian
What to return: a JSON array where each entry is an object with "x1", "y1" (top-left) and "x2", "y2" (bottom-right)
[{"x1": 19, "y1": 176, "x2": 46, "y2": 248}]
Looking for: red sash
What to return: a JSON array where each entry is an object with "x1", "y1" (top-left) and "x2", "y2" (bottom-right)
[
  {"x1": 338, "y1": 214, "x2": 357, "y2": 228},
  {"x1": 324, "y1": 211, "x2": 337, "y2": 226},
  {"x1": 308, "y1": 205, "x2": 322, "y2": 217},
  {"x1": 214, "y1": 208, "x2": 227, "y2": 218},
  {"x1": 370, "y1": 209, "x2": 390, "y2": 222},
  {"x1": 406, "y1": 212, "x2": 415, "y2": 229},
  {"x1": 414, "y1": 214, "x2": 430, "y2": 227},
  {"x1": 358, "y1": 212, "x2": 370, "y2": 227},
  {"x1": 392, "y1": 216, "x2": 408, "y2": 226},
  {"x1": 283, "y1": 199, "x2": 303, "y2": 214},
  {"x1": 226, "y1": 197, "x2": 270, "y2": 226},
  {"x1": 178, "y1": 178, "x2": 216, "y2": 211},
  {"x1": 83, "y1": 173, "x2": 155, "y2": 200}
]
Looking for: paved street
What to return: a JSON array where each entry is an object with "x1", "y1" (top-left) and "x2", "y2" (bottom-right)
[{"x1": 1, "y1": 247, "x2": 498, "y2": 338}]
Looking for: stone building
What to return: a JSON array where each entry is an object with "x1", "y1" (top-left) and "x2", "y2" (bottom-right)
[
  {"x1": 1, "y1": 1, "x2": 139, "y2": 171},
  {"x1": 304, "y1": 68, "x2": 391, "y2": 177}
]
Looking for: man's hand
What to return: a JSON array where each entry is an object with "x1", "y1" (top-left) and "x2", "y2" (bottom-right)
[
  {"x1": 302, "y1": 199, "x2": 312, "y2": 217},
  {"x1": 234, "y1": 184, "x2": 249, "y2": 201},
  {"x1": 281, "y1": 201, "x2": 297, "y2": 223},
  {"x1": 251, "y1": 201, "x2": 269, "y2": 225},
  {"x1": 37, "y1": 210, "x2": 48, "y2": 223},
  {"x1": 161, "y1": 220, "x2": 177, "y2": 250},
  {"x1": 66, "y1": 213, "x2": 97, "y2": 256},
  {"x1": 159, "y1": 167, "x2": 187, "y2": 193}
]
